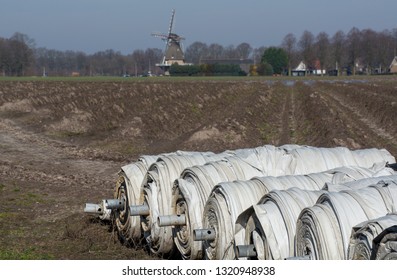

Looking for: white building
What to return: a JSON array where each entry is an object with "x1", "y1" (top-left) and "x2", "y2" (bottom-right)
[{"x1": 389, "y1": 56, "x2": 397, "y2": 73}]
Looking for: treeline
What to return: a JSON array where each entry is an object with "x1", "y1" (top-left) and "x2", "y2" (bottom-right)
[
  {"x1": 0, "y1": 32, "x2": 164, "y2": 77},
  {"x1": 185, "y1": 27, "x2": 397, "y2": 75},
  {"x1": 1, "y1": 27, "x2": 397, "y2": 76},
  {"x1": 34, "y1": 47, "x2": 164, "y2": 77},
  {"x1": 283, "y1": 27, "x2": 397, "y2": 75}
]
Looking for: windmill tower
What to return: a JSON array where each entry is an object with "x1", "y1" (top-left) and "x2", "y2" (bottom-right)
[{"x1": 152, "y1": 9, "x2": 188, "y2": 75}]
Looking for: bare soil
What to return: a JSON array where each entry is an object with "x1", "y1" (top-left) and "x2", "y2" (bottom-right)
[{"x1": 0, "y1": 77, "x2": 396, "y2": 259}]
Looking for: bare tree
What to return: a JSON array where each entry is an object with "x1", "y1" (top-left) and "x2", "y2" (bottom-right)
[
  {"x1": 347, "y1": 27, "x2": 362, "y2": 75},
  {"x1": 223, "y1": 44, "x2": 238, "y2": 59},
  {"x1": 145, "y1": 48, "x2": 163, "y2": 75},
  {"x1": 7, "y1": 37, "x2": 33, "y2": 76},
  {"x1": 391, "y1": 28, "x2": 397, "y2": 56},
  {"x1": 361, "y1": 29, "x2": 379, "y2": 74},
  {"x1": 75, "y1": 51, "x2": 89, "y2": 76},
  {"x1": 281, "y1": 33, "x2": 297, "y2": 76},
  {"x1": 207, "y1": 43, "x2": 224, "y2": 59},
  {"x1": 0, "y1": 38, "x2": 10, "y2": 75},
  {"x1": 90, "y1": 49, "x2": 125, "y2": 76},
  {"x1": 235, "y1": 42, "x2": 253, "y2": 59},
  {"x1": 298, "y1": 30, "x2": 315, "y2": 74},
  {"x1": 131, "y1": 49, "x2": 146, "y2": 76},
  {"x1": 10, "y1": 32, "x2": 36, "y2": 49},
  {"x1": 184, "y1": 41, "x2": 208, "y2": 64},
  {"x1": 252, "y1": 46, "x2": 267, "y2": 65},
  {"x1": 315, "y1": 32, "x2": 330, "y2": 76},
  {"x1": 373, "y1": 30, "x2": 394, "y2": 73},
  {"x1": 331, "y1": 30, "x2": 346, "y2": 76}
]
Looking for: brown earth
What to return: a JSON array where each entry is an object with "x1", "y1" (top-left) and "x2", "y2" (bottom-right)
[{"x1": 0, "y1": 77, "x2": 396, "y2": 259}]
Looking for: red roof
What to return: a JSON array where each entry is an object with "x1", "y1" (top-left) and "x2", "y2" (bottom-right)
[{"x1": 313, "y1": 59, "x2": 321, "y2": 70}]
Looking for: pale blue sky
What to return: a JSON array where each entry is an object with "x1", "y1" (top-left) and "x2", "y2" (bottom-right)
[{"x1": 0, "y1": 0, "x2": 396, "y2": 54}]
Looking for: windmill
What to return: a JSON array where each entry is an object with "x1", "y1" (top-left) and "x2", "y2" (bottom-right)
[{"x1": 152, "y1": 9, "x2": 188, "y2": 74}]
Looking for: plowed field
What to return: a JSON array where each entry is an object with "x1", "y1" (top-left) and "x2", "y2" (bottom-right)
[{"x1": 0, "y1": 76, "x2": 396, "y2": 259}]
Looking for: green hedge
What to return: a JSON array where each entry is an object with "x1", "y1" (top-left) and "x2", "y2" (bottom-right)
[{"x1": 169, "y1": 64, "x2": 246, "y2": 76}]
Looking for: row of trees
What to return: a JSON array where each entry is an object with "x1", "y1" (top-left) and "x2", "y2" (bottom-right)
[
  {"x1": 1, "y1": 27, "x2": 397, "y2": 76},
  {"x1": 0, "y1": 32, "x2": 165, "y2": 76},
  {"x1": 34, "y1": 47, "x2": 164, "y2": 77},
  {"x1": 283, "y1": 28, "x2": 397, "y2": 75},
  {"x1": 185, "y1": 28, "x2": 397, "y2": 76}
]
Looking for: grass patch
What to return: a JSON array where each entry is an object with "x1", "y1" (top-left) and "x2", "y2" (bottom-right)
[
  {"x1": 12, "y1": 192, "x2": 46, "y2": 207},
  {"x1": 0, "y1": 74, "x2": 396, "y2": 84},
  {"x1": 94, "y1": 140, "x2": 143, "y2": 158},
  {"x1": 189, "y1": 103, "x2": 202, "y2": 118},
  {"x1": 0, "y1": 212, "x2": 17, "y2": 220},
  {"x1": 0, "y1": 247, "x2": 54, "y2": 260},
  {"x1": 24, "y1": 193, "x2": 45, "y2": 204},
  {"x1": 257, "y1": 122, "x2": 273, "y2": 144}
]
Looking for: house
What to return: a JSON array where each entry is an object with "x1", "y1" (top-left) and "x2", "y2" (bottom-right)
[
  {"x1": 389, "y1": 56, "x2": 397, "y2": 73},
  {"x1": 312, "y1": 60, "x2": 326, "y2": 75},
  {"x1": 292, "y1": 60, "x2": 326, "y2": 76},
  {"x1": 291, "y1": 61, "x2": 307, "y2": 76}
]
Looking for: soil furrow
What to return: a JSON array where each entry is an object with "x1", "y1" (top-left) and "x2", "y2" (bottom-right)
[
  {"x1": 316, "y1": 86, "x2": 397, "y2": 155},
  {"x1": 278, "y1": 85, "x2": 293, "y2": 145},
  {"x1": 1, "y1": 78, "x2": 396, "y2": 260}
]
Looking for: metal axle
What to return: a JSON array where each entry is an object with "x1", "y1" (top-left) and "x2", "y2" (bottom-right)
[
  {"x1": 193, "y1": 229, "x2": 216, "y2": 241},
  {"x1": 236, "y1": 244, "x2": 257, "y2": 258},
  {"x1": 129, "y1": 204, "x2": 150, "y2": 216},
  {"x1": 84, "y1": 203, "x2": 103, "y2": 214},
  {"x1": 157, "y1": 214, "x2": 186, "y2": 227},
  {"x1": 84, "y1": 200, "x2": 111, "y2": 220},
  {"x1": 105, "y1": 198, "x2": 125, "y2": 211}
]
